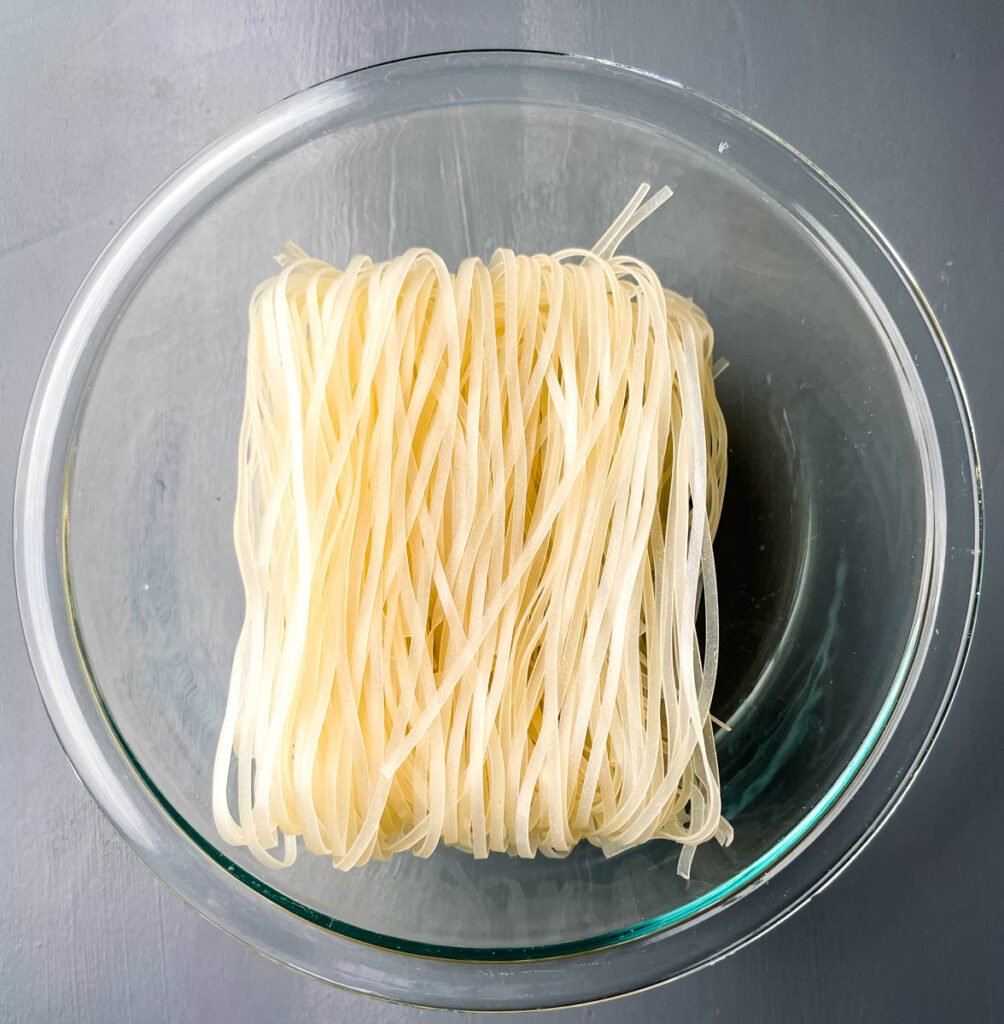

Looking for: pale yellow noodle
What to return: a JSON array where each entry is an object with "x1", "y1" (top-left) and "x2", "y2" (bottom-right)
[{"x1": 212, "y1": 185, "x2": 731, "y2": 877}]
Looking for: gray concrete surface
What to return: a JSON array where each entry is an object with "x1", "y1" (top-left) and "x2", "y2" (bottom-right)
[{"x1": 2, "y1": 2, "x2": 1002, "y2": 1021}]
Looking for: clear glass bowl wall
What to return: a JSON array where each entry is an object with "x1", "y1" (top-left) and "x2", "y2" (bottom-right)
[{"x1": 16, "y1": 52, "x2": 981, "y2": 1011}]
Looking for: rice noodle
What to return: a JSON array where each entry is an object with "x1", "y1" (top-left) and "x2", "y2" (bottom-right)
[{"x1": 212, "y1": 185, "x2": 730, "y2": 877}]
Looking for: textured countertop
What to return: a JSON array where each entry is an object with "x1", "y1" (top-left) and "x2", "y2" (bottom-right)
[{"x1": 3, "y1": 2, "x2": 1002, "y2": 1021}]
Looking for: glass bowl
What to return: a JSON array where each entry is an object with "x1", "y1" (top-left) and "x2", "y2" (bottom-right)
[{"x1": 15, "y1": 51, "x2": 982, "y2": 1011}]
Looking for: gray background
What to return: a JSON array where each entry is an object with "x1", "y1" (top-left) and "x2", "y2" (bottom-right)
[{"x1": 2, "y1": 2, "x2": 1001, "y2": 1021}]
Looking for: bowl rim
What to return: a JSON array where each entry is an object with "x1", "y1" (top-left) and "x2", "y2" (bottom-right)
[{"x1": 14, "y1": 48, "x2": 984, "y2": 1010}]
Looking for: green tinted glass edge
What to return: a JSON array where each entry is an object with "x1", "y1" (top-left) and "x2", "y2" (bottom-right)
[{"x1": 63, "y1": 487, "x2": 925, "y2": 964}]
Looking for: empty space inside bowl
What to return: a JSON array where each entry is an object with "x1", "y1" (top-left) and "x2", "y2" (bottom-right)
[{"x1": 64, "y1": 98, "x2": 929, "y2": 953}]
